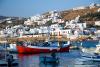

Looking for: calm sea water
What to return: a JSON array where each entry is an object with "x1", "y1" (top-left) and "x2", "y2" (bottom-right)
[{"x1": 8, "y1": 41, "x2": 100, "y2": 67}]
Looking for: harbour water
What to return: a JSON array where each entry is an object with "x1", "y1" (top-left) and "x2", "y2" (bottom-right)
[{"x1": 1, "y1": 41, "x2": 100, "y2": 67}]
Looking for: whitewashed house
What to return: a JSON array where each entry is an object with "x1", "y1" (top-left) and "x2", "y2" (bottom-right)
[
  {"x1": 74, "y1": 28, "x2": 83, "y2": 35},
  {"x1": 29, "y1": 28, "x2": 39, "y2": 34},
  {"x1": 61, "y1": 29, "x2": 73, "y2": 36},
  {"x1": 76, "y1": 23, "x2": 88, "y2": 28},
  {"x1": 95, "y1": 21, "x2": 100, "y2": 26},
  {"x1": 50, "y1": 24, "x2": 73, "y2": 36},
  {"x1": 39, "y1": 26, "x2": 50, "y2": 33},
  {"x1": 50, "y1": 27, "x2": 73, "y2": 36},
  {"x1": 73, "y1": 6, "x2": 85, "y2": 10},
  {"x1": 37, "y1": 21, "x2": 46, "y2": 25},
  {"x1": 24, "y1": 14, "x2": 46, "y2": 25},
  {"x1": 5, "y1": 18, "x2": 11, "y2": 21},
  {"x1": 0, "y1": 30, "x2": 5, "y2": 35},
  {"x1": 66, "y1": 16, "x2": 88, "y2": 29},
  {"x1": 24, "y1": 19, "x2": 33, "y2": 25},
  {"x1": 18, "y1": 29, "x2": 26, "y2": 37},
  {"x1": 12, "y1": 25, "x2": 23, "y2": 29},
  {"x1": 57, "y1": 19, "x2": 64, "y2": 23},
  {"x1": 50, "y1": 24, "x2": 61, "y2": 29},
  {"x1": 7, "y1": 21, "x2": 13, "y2": 23},
  {"x1": 30, "y1": 14, "x2": 46, "y2": 22},
  {"x1": 50, "y1": 27, "x2": 63, "y2": 36},
  {"x1": 94, "y1": 30, "x2": 100, "y2": 36},
  {"x1": 52, "y1": 17, "x2": 58, "y2": 23},
  {"x1": 98, "y1": 8, "x2": 100, "y2": 12},
  {"x1": 90, "y1": 3, "x2": 98, "y2": 9}
]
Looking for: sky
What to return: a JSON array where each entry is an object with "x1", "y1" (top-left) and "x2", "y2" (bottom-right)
[{"x1": 0, "y1": 0, "x2": 100, "y2": 18}]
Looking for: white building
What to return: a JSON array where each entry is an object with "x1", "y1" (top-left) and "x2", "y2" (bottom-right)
[
  {"x1": 7, "y1": 21, "x2": 13, "y2": 23},
  {"x1": 24, "y1": 14, "x2": 46, "y2": 25},
  {"x1": 98, "y1": 8, "x2": 100, "y2": 12},
  {"x1": 39, "y1": 26, "x2": 50, "y2": 33},
  {"x1": 30, "y1": 14, "x2": 46, "y2": 22},
  {"x1": 24, "y1": 19, "x2": 33, "y2": 25},
  {"x1": 94, "y1": 30, "x2": 100, "y2": 36},
  {"x1": 12, "y1": 25, "x2": 23, "y2": 29},
  {"x1": 50, "y1": 27, "x2": 63, "y2": 36},
  {"x1": 50, "y1": 24, "x2": 61, "y2": 29},
  {"x1": 73, "y1": 6, "x2": 85, "y2": 10},
  {"x1": 5, "y1": 18, "x2": 11, "y2": 21},
  {"x1": 57, "y1": 19, "x2": 64, "y2": 23},
  {"x1": 90, "y1": 3, "x2": 98, "y2": 9},
  {"x1": 29, "y1": 28, "x2": 39, "y2": 34},
  {"x1": 74, "y1": 28, "x2": 83, "y2": 35},
  {"x1": 50, "y1": 23, "x2": 73, "y2": 36},
  {"x1": 95, "y1": 21, "x2": 100, "y2": 26}
]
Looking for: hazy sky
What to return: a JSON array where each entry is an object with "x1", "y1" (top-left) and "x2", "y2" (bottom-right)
[{"x1": 0, "y1": 0, "x2": 100, "y2": 18}]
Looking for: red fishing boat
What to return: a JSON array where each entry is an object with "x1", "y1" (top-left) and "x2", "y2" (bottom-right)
[{"x1": 17, "y1": 40, "x2": 70, "y2": 53}]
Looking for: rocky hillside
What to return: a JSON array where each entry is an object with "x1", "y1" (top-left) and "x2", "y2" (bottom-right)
[{"x1": 59, "y1": 7, "x2": 99, "y2": 20}]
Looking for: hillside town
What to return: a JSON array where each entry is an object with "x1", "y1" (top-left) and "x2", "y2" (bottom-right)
[
  {"x1": 0, "y1": 3, "x2": 100, "y2": 41},
  {"x1": 1, "y1": 1, "x2": 100, "y2": 67}
]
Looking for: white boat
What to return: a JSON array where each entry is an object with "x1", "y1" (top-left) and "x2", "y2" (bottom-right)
[
  {"x1": 7, "y1": 43, "x2": 18, "y2": 53},
  {"x1": 75, "y1": 58, "x2": 93, "y2": 65},
  {"x1": 81, "y1": 41, "x2": 100, "y2": 54},
  {"x1": 68, "y1": 57, "x2": 99, "y2": 67},
  {"x1": 81, "y1": 52, "x2": 100, "y2": 61}
]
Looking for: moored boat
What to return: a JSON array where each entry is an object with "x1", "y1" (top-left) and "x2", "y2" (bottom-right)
[
  {"x1": 0, "y1": 51, "x2": 18, "y2": 66},
  {"x1": 75, "y1": 58, "x2": 93, "y2": 65},
  {"x1": 39, "y1": 52, "x2": 59, "y2": 62},
  {"x1": 7, "y1": 43, "x2": 18, "y2": 53},
  {"x1": 81, "y1": 41, "x2": 100, "y2": 54},
  {"x1": 81, "y1": 52, "x2": 100, "y2": 61},
  {"x1": 17, "y1": 40, "x2": 70, "y2": 53}
]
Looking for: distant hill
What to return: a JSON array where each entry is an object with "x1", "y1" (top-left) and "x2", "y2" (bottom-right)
[
  {"x1": 0, "y1": 15, "x2": 19, "y2": 20},
  {"x1": 0, "y1": 16, "x2": 9, "y2": 20}
]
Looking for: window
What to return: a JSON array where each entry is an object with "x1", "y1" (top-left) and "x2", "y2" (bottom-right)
[
  {"x1": 63, "y1": 31, "x2": 65, "y2": 33},
  {"x1": 68, "y1": 31, "x2": 69, "y2": 34}
]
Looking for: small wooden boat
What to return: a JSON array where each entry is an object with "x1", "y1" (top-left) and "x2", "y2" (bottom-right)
[
  {"x1": 39, "y1": 52, "x2": 59, "y2": 63},
  {"x1": 39, "y1": 55, "x2": 59, "y2": 62}
]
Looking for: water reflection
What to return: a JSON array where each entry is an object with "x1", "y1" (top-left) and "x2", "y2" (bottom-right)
[{"x1": 39, "y1": 62, "x2": 59, "y2": 67}]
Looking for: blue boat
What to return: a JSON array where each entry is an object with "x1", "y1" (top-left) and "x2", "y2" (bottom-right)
[{"x1": 39, "y1": 52, "x2": 59, "y2": 63}]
